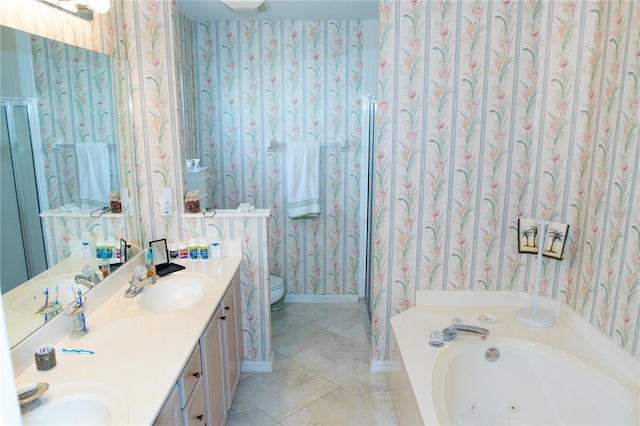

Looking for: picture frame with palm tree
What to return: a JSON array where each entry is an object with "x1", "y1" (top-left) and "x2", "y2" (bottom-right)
[
  {"x1": 543, "y1": 221, "x2": 569, "y2": 260},
  {"x1": 517, "y1": 218, "x2": 539, "y2": 254}
]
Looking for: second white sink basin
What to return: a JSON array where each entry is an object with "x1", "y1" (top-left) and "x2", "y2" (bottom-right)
[
  {"x1": 9, "y1": 274, "x2": 91, "y2": 314},
  {"x1": 21, "y1": 382, "x2": 129, "y2": 425},
  {"x1": 137, "y1": 273, "x2": 208, "y2": 313}
]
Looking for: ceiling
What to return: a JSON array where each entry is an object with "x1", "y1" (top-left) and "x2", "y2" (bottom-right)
[{"x1": 177, "y1": 0, "x2": 379, "y2": 21}]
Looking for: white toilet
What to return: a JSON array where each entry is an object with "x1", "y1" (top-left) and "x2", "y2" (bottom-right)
[{"x1": 269, "y1": 274, "x2": 285, "y2": 311}]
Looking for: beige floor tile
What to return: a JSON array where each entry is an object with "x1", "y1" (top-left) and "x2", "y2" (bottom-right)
[
  {"x1": 272, "y1": 320, "x2": 337, "y2": 356},
  {"x1": 338, "y1": 320, "x2": 370, "y2": 347},
  {"x1": 234, "y1": 353, "x2": 337, "y2": 421},
  {"x1": 291, "y1": 335, "x2": 369, "y2": 386},
  {"x1": 280, "y1": 387, "x2": 398, "y2": 426},
  {"x1": 340, "y1": 371, "x2": 396, "y2": 418},
  {"x1": 313, "y1": 304, "x2": 366, "y2": 334},
  {"x1": 226, "y1": 396, "x2": 280, "y2": 426}
]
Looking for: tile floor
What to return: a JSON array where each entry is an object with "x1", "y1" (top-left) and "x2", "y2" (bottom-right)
[{"x1": 226, "y1": 301, "x2": 401, "y2": 425}]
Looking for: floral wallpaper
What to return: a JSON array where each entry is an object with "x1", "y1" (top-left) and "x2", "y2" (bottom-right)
[
  {"x1": 195, "y1": 20, "x2": 367, "y2": 297},
  {"x1": 31, "y1": 34, "x2": 117, "y2": 209},
  {"x1": 374, "y1": 0, "x2": 640, "y2": 362},
  {"x1": 42, "y1": 213, "x2": 127, "y2": 265},
  {"x1": 6, "y1": 0, "x2": 638, "y2": 374},
  {"x1": 182, "y1": 214, "x2": 271, "y2": 364}
]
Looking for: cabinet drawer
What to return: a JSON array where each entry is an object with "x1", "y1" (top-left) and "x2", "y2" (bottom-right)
[
  {"x1": 178, "y1": 342, "x2": 202, "y2": 408},
  {"x1": 182, "y1": 377, "x2": 206, "y2": 426}
]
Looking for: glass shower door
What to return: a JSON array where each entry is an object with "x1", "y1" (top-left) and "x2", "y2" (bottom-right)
[{"x1": 0, "y1": 101, "x2": 47, "y2": 294}]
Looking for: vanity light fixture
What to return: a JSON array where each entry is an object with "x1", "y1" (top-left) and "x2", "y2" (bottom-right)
[
  {"x1": 38, "y1": 0, "x2": 111, "y2": 20},
  {"x1": 220, "y1": 0, "x2": 266, "y2": 16}
]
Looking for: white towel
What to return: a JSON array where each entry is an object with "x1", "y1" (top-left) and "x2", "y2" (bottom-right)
[
  {"x1": 75, "y1": 143, "x2": 110, "y2": 209},
  {"x1": 286, "y1": 142, "x2": 321, "y2": 219}
]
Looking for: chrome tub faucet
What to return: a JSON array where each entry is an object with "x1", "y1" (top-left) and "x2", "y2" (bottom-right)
[{"x1": 429, "y1": 319, "x2": 490, "y2": 347}]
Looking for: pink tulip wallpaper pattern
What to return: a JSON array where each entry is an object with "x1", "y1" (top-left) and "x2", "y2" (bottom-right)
[
  {"x1": 30, "y1": 34, "x2": 116, "y2": 210},
  {"x1": 374, "y1": 0, "x2": 640, "y2": 362},
  {"x1": 4, "y1": 0, "x2": 639, "y2": 370},
  {"x1": 194, "y1": 20, "x2": 366, "y2": 297}
]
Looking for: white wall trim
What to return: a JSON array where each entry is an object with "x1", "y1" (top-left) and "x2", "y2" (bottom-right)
[
  {"x1": 284, "y1": 294, "x2": 359, "y2": 304},
  {"x1": 240, "y1": 360, "x2": 273, "y2": 373}
]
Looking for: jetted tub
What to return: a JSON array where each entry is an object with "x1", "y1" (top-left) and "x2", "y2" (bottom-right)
[{"x1": 390, "y1": 291, "x2": 639, "y2": 425}]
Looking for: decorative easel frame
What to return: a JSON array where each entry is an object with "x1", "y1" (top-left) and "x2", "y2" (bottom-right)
[
  {"x1": 517, "y1": 218, "x2": 539, "y2": 254},
  {"x1": 542, "y1": 221, "x2": 569, "y2": 260}
]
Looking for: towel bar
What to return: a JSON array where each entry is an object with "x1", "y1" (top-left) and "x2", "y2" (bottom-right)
[
  {"x1": 53, "y1": 143, "x2": 116, "y2": 152},
  {"x1": 267, "y1": 139, "x2": 347, "y2": 152}
]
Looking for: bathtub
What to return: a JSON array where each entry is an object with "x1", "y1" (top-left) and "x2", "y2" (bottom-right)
[{"x1": 390, "y1": 291, "x2": 639, "y2": 425}]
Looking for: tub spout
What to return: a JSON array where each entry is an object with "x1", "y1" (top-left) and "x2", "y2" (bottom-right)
[{"x1": 442, "y1": 324, "x2": 490, "y2": 341}]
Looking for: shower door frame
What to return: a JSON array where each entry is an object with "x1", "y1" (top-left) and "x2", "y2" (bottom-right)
[{"x1": 1, "y1": 98, "x2": 47, "y2": 283}]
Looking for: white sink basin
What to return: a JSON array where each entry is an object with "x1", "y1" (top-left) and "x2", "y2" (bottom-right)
[
  {"x1": 137, "y1": 273, "x2": 208, "y2": 313},
  {"x1": 9, "y1": 274, "x2": 91, "y2": 313},
  {"x1": 21, "y1": 382, "x2": 129, "y2": 425}
]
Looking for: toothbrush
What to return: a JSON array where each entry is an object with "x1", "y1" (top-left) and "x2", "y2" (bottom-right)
[
  {"x1": 43, "y1": 288, "x2": 49, "y2": 322},
  {"x1": 58, "y1": 348, "x2": 95, "y2": 355},
  {"x1": 54, "y1": 285, "x2": 59, "y2": 305},
  {"x1": 77, "y1": 289, "x2": 87, "y2": 332}
]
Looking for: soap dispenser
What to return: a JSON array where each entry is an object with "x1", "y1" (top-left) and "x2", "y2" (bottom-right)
[{"x1": 146, "y1": 247, "x2": 156, "y2": 277}]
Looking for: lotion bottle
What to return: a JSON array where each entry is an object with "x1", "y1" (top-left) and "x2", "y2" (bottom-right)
[{"x1": 145, "y1": 247, "x2": 156, "y2": 277}]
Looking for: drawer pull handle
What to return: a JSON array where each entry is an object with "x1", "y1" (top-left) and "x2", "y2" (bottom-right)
[
  {"x1": 192, "y1": 371, "x2": 201, "y2": 379},
  {"x1": 220, "y1": 315, "x2": 227, "y2": 320},
  {"x1": 196, "y1": 414, "x2": 204, "y2": 421},
  {"x1": 224, "y1": 306, "x2": 230, "y2": 311}
]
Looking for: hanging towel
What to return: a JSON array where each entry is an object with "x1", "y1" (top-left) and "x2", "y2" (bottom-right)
[
  {"x1": 75, "y1": 143, "x2": 110, "y2": 209},
  {"x1": 286, "y1": 142, "x2": 321, "y2": 219}
]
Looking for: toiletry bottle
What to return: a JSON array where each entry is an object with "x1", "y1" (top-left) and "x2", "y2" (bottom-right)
[
  {"x1": 179, "y1": 242, "x2": 188, "y2": 260},
  {"x1": 96, "y1": 238, "x2": 105, "y2": 260},
  {"x1": 146, "y1": 247, "x2": 156, "y2": 277},
  {"x1": 188, "y1": 238, "x2": 198, "y2": 260},
  {"x1": 106, "y1": 237, "x2": 116, "y2": 262},
  {"x1": 81, "y1": 233, "x2": 93, "y2": 259},
  {"x1": 211, "y1": 241, "x2": 221, "y2": 259},
  {"x1": 199, "y1": 239, "x2": 209, "y2": 260},
  {"x1": 100, "y1": 250, "x2": 110, "y2": 278},
  {"x1": 169, "y1": 244, "x2": 179, "y2": 260}
]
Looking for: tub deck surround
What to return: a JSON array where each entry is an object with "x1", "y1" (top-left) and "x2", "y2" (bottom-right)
[
  {"x1": 13, "y1": 255, "x2": 242, "y2": 425},
  {"x1": 390, "y1": 291, "x2": 639, "y2": 425}
]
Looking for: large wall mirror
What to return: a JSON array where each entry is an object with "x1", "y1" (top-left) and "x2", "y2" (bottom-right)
[{"x1": 0, "y1": 25, "x2": 141, "y2": 347}]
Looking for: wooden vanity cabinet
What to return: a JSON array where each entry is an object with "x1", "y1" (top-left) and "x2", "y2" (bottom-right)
[
  {"x1": 220, "y1": 272, "x2": 243, "y2": 410},
  {"x1": 154, "y1": 270, "x2": 243, "y2": 426},
  {"x1": 201, "y1": 271, "x2": 243, "y2": 425},
  {"x1": 201, "y1": 305, "x2": 225, "y2": 425},
  {"x1": 154, "y1": 384, "x2": 181, "y2": 426},
  {"x1": 154, "y1": 343, "x2": 205, "y2": 426}
]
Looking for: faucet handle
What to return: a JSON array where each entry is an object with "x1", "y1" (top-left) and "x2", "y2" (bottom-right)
[
  {"x1": 133, "y1": 265, "x2": 148, "y2": 281},
  {"x1": 81, "y1": 265, "x2": 93, "y2": 276},
  {"x1": 429, "y1": 330, "x2": 445, "y2": 347}
]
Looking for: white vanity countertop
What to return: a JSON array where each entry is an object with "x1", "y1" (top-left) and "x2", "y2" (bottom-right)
[{"x1": 14, "y1": 256, "x2": 241, "y2": 425}]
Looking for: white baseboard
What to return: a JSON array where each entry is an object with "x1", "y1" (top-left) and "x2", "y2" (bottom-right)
[
  {"x1": 370, "y1": 360, "x2": 400, "y2": 372},
  {"x1": 284, "y1": 294, "x2": 359, "y2": 303},
  {"x1": 240, "y1": 360, "x2": 273, "y2": 373}
]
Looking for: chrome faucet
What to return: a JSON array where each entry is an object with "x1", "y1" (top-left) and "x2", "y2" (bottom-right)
[
  {"x1": 124, "y1": 266, "x2": 156, "y2": 298},
  {"x1": 429, "y1": 322, "x2": 490, "y2": 347},
  {"x1": 74, "y1": 265, "x2": 101, "y2": 288}
]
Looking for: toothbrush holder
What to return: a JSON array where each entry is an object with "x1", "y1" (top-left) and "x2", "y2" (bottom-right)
[{"x1": 35, "y1": 348, "x2": 57, "y2": 371}]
